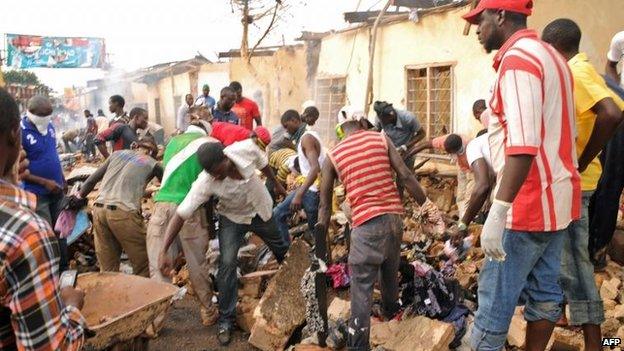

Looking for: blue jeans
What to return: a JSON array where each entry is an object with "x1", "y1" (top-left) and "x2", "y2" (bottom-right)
[
  {"x1": 273, "y1": 189, "x2": 320, "y2": 244},
  {"x1": 471, "y1": 229, "x2": 566, "y2": 351},
  {"x1": 217, "y1": 215, "x2": 289, "y2": 329},
  {"x1": 560, "y1": 191, "x2": 604, "y2": 325}
]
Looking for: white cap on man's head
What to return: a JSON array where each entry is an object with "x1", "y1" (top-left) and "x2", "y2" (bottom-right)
[{"x1": 337, "y1": 105, "x2": 368, "y2": 127}]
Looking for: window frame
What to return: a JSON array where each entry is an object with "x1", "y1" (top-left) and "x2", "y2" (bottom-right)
[{"x1": 314, "y1": 75, "x2": 347, "y2": 147}]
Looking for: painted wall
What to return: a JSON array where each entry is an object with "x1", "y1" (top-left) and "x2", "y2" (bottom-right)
[
  {"x1": 145, "y1": 72, "x2": 192, "y2": 134},
  {"x1": 229, "y1": 45, "x2": 308, "y2": 129},
  {"x1": 197, "y1": 63, "x2": 231, "y2": 98},
  {"x1": 316, "y1": 1, "x2": 624, "y2": 139}
]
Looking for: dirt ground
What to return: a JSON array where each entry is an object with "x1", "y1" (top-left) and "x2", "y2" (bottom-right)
[{"x1": 149, "y1": 296, "x2": 258, "y2": 351}]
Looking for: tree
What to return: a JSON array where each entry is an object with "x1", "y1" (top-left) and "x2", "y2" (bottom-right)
[
  {"x1": 3, "y1": 70, "x2": 41, "y2": 85},
  {"x1": 231, "y1": 0, "x2": 299, "y2": 64}
]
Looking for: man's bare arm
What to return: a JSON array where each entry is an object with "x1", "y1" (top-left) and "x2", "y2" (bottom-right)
[
  {"x1": 386, "y1": 135, "x2": 426, "y2": 205},
  {"x1": 317, "y1": 157, "x2": 337, "y2": 230},
  {"x1": 460, "y1": 159, "x2": 493, "y2": 226},
  {"x1": 79, "y1": 158, "x2": 111, "y2": 198},
  {"x1": 578, "y1": 97, "x2": 624, "y2": 172},
  {"x1": 495, "y1": 155, "x2": 534, "y2": 203}
]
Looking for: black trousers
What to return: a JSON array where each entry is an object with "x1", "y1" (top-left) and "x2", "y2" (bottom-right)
[{"x1": 588, "y1": 128, "x2": 624, "y2": 258}]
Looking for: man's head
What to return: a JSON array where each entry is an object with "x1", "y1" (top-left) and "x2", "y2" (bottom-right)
[
  {"x1": 542, "y1": 18, "x2": 581, "y2": 59},
  {"x1": 338, "y1": 106, "x2": 372, "y2": 136},
  {"x1": 188, "y1": 119, "x2": 213, "y2": 135},
  {"x1": 97, "y1": 109, "x2": 105, "y2": 116},
  {"x1": 252, "y1": 126, "x2": 271, "y2": 151},
  {"x1": 443, "y1": 134, "x2": 465, "y2": 155},
  {"x1": 473, "y1": 99, "x2": 487, "y2": 121},
  {"x1": 132, "y1": 135, "x2": 158, "y2": 158},
  {"x1": 109, "y1": 95, "x2": 125, "y2": 114},
  {"x1": 185, "y1": 93, "x2": 194, "y2": 106},
  {"x1": 0, "y1": 88, "x2": 22, "y2": 178},
  {"x1": 219, "y1": 87, "x2": 237, "y2": 111},
  {"x1": 302, "y1": 106, "x2": 320, "y2": 126},
  {"x1": 202, "y1": 85, "x2": 210, "y2": 97},
  {"x1": 463, "y1": 0, "x2": 532, "y2": 53},
  {"x1": 129, "y1": 107, "x2": 149, "y2": 130},
  {"x1": 84, "y1": 109, "x2": 92, "y2": 118},
  {"x1": 28, "y1": 95, "x2": 53, "y2": 116},
  {"x1": 197, "y1": 142, "x2": 232, "y2": 180},
  {"x1": 229, "y1": 81, "x2": 243, "y2": 102},
  {"x1": 281, "y1": 110, "x2": 303, "y2": 134},
  {"x1": 373, "y1": 101, "x2": 397, "y2": 126}
]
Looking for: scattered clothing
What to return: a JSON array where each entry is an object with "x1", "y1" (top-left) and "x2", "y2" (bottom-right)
[{"x1": 326, "y1": 263, "x2": 350, "y2": 289}]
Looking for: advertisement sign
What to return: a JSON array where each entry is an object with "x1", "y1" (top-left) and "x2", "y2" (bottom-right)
[{"x1": 6, "y1": 34, "x2": 106, "y2": 69}]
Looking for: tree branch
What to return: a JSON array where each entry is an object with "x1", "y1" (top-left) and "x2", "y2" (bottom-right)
[{"x1": 248, "y1": 2, "x2": 280, "y2": 63}]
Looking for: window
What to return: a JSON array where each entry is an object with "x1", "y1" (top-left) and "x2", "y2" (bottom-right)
[
  {"x1": 154, "y1": 98, "x2": 161, "y2": 124},
  {"x1": 315, "y1": 77, "x2": 346, "y2": 146},
  {"x1": 406, "y1": 65, "x2": 453, "y2": 139}
]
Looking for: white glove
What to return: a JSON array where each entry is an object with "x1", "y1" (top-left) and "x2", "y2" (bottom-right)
[{"x1": 481, "y1": 199, "x2": 510, "y2": 261}]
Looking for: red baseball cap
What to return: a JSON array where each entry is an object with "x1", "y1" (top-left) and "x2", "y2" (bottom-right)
[
  {"x1": 253, "y1": 126, "x2": 271, "y2": 146},
  {"x1": 462, "y1": 0, "x2": 533, "y2": 24}
]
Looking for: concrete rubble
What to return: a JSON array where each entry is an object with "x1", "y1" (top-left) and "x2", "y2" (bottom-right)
[{"x1": 370, "y1": 316, "x2": 455, "y2": 351}]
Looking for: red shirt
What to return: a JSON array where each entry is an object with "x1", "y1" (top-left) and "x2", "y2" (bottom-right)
[
  {"x1": 329, "y1": 130, "x2": 404, "y2": 227},
  {"x1": 488, "y1": 29, "x2": 580, "y2": 232},
  {"x1": 210, "y1": 121, "x2": 252, "y2": 146},
  {"x1": 232, "y1": 97, "x2": 260, "y2": 131}
]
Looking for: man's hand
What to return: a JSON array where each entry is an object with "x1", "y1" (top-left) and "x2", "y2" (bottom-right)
[
  {"x1": 290, "y1": 189, "x2": 304, "y2": 212},
  {"x1": 44, "y1": 179, "x2": 63, "y2": 194},
  {"x1": 159, "y1": 251, "x2": 174, "y2": 277},
  {"x1": 18, "y1": 150, "x2": 29, "y2": 180},
  {"x1": 449, "y1": 222, "x2": 468, "y2": 247},
  {"x1": 61, "y1": 286, "x2": 85, "y2": 310},
  {"x1": 274, "y1": 182, "x2": 287, "y2": 198},
  {"x1": 66, "y1": 195, "x2": 88, "y2": 211},
  {"x1": 480, "y1": 200, "x2": 510, "y2": 261}
]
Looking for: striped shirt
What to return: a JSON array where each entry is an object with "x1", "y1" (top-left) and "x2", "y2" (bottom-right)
[
  {"x1": 269, "y1": 148, "x2": 296, "y2": 183},
  {"x1": 329, "y1": 130, "x2": 404, "y2": 227},
  {"x1": 488, "y1": 29, "x2": 581, "y2": 232},
  {"x1": 0, "y1": 181, "x2": 86, "y2": 350}
]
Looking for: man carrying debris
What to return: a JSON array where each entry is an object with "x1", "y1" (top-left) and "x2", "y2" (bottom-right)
[
  {"x1": 543, "y1": 18, "x2": 624, "y2": 350},
  {"x1": 159, "y1": 140, "x2": 288, "y2": 346},
  {"x1": 407, "y1": 133, "x2": 473, "y2": 217},
  {"x1": 317, "y1": 112, "x2": 444, "y2": 350},
  {"x1": 0, "y1": 88, "x2": 87, "y2": 351},
  {"x1": 108, "y1": 94, "x2": 129, "y2": 126},
  {"x1": 273, "y1": 110, "x2": 325, "y2": 244},
  {"x1": 148, "y1": 120, "x2": 220, "y2": 326},
  {"x1": 462, "y1": 1, "x2": 581, "y2": 349},
  {"x1": 95, "y1": 107, "x2": 149, "y2": 159},
  {"x1": 71, "y1": 136, "x2": 163, "y2": 277},
  {"x1": 454, "y1": 130, "x2": 494, "y2": 239}
]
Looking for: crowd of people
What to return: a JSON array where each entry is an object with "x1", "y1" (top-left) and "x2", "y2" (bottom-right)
[{"x1": 2, "y1": 0, "x2": 624, "y2": 350}]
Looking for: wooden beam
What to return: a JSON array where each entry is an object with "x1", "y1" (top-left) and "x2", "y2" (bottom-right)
[
  {"x1": 217, "y1": 50, "x2": 275, "y2": 58},
  {"x1": 463, "y1": 0, "x2": 479, "y2": 36},
  {"x1": 344, "y1": 10, "x2": 408, "y2": 23},
  {"x1": 393, "y1": 0, "x2": 454, "y2": 8}
]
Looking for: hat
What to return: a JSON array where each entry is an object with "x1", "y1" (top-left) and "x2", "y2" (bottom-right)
[
  {"x1": 462, "y1": 0, "x2": 533, "y2": 24},
  {"x1": 253, "y1": 126, "x2": 271, "y2": 147},
  {"x1": 302, "y1": 100, "x2": 316, "y2": 110},
  {"x1": 202, "y1": 84, "x2": 210, "y2": 90},
  {"x1": 337, "y1": 105, "x2": 372, "y2": 128},
  {"x1": 373, "y1": 101, "x2": 394, "y2": 117}
]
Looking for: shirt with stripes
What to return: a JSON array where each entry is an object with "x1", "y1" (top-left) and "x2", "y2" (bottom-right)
[
  {"x1": 0, "y1": 181, "x2": 86, "y2": 350},
  {"x1": 329, "y1": 130, "x2": 404, "y2": 227},
  {"x1": 269, "y1": 148, "x2": 296, "y2": 183},
  {"x1": 487, "y1": 29, "x2": 581, "y2": 232}
]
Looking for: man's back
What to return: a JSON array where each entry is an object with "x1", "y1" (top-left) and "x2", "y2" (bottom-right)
[{"x1": 0, "y1": 183, "x2": 85, "y2": 350}]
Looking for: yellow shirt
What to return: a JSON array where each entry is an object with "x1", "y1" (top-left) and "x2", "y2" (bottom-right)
[{"x1": 569, "y1": 53, "x2": 624, "y2": 191}]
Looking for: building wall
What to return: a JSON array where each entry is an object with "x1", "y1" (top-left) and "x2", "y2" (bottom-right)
[
  {"x1": 316, "y1": 1, "x2": 624, "y2": 139},
  {"x1": 145, "y1": 72, "x2": 192, "y2": 134},
  {"x1": 197, "y1": 63, "x2": 231, "y2": 98},
  {"x1": 229, "y1": 45, "x2": 308, "y2": 129}
]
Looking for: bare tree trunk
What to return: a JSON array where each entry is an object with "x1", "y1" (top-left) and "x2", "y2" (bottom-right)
[
  {"x1": 241, "y1": 0, "x2": 250, "y2": 62},
  {"x1": 364, "y1": 0, "x2": 392, "y2": 115}
]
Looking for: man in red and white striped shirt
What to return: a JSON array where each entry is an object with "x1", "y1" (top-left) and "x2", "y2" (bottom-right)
[
  {"x1": 317, "y1": 111, "x2": 444, "y2": 350},
  {"x1": 463, "y1": 0, "x2": 581, "y2": 349}
]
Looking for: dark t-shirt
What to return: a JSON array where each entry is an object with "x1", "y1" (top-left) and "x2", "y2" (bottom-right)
[{"x1": 96, "y1": 124, "x2": 138, "y2": 151}]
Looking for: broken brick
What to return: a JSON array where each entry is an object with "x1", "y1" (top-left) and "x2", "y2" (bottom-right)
[
  {"x1": 600, "y1": 278, "x2": 621, "y2": 301},
  {"x1": 370, "y1": 316, "x2": 454, "y2": 351},
  {"x1": 608, "y1": 230, "x2": 624, "y2": 266},
  {"x1": 327, "y1": 297, "x2": 350, "y2": 322},
  {"x1": 507, "y1": 308, "x2": 526, "y2": 348},
  {"x1": 550, "y1": 327, "x2": 583, "y2": 351},
  {"x1": 248, "y1": 239, "x2": 312, "y2": 351},
  {"x1": 236, "y1": 297, "x2": 260, "y2": 333},
  {"x1": 240, "y1": 270, "x2": 278, "y2": 299}
]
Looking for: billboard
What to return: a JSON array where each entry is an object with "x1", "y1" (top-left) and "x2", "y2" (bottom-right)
[{"x1": 5, "y1": 34, "x2": 106, "y2": 69}]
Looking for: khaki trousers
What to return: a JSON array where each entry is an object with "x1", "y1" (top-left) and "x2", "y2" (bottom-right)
[
  {"x1": 456, "y1": 170, "x2": 475, "y2": 219},
  {"x1": 92, "y1": 206, "x2": 149, "y2": 277},
  {"x1": 146, "y1": 202, "x2": 214, "y2": 310}
]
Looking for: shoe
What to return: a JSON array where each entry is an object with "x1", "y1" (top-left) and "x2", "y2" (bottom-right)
[{"x1": 218, "y1": 327, "x2": 232, "y2": 346}]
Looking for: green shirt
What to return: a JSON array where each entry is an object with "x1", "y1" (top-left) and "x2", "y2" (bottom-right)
[{"x1": 154, "y1": 133, "x2": 205, "y2": 204}]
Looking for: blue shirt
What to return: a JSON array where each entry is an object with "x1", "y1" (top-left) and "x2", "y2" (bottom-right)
[
  {"x1": 195, "y1": 95, "x2": 216, "y2": 109},
  {"x1": 213, "y1": 109, "x2": 240, "y2": 125},
  {"x1": 375, "y1": 109, "x2": 421, "y2": 147},
  {"x1": 21, "y1": 117, "x2": 64, "y2": 196}
]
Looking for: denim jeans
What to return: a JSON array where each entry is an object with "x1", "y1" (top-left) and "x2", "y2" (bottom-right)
[
  {"x1": 217, "y1": 215, "x2": 289, "y2": 329},
  {"x1": 588, "y1": 127, "x2": 624, "y2": 258},
  {"x1": 560, "y1": 191, "x2": 604, "y2": 325},
  {"x1": 471, "y1": 229, "x2": 566, "y2": 351},
  {"x1": 347, "y1": 214, "x2": 403, "y2": 351},
  {"x1": 36, "y1": 192, "x2": 68, "y2": 272},
  {"x1": 273, "y1": 188, "x2": 320, "y2": 244}
]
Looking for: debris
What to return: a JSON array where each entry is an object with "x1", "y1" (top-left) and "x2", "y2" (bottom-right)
[
  {"x1": 550, "y1": 327, "x2": 584, "y2": 351},
  {"x1": 507, "y1": 308, "x2": 526, "y2": 348},
  {"x1": 240, "y1": 270, "x2": 278, "y2": 299},
  {"x1": 237, "y1": 297, "x2": 260, "y2": 333},
  {"x1": 370, "y1": 316, "x2": 454, "y2": 351},
  {"x1": 609, "y1": 230, "x2": 624, "y2": 266},
  {"x1": 249, "y1": 239, "x2": 312, "y2": 351},
  {"x1": 600, "y1": 278, "x2": 621, "y2": 301},
  {"x1": 327, "y1": 297, "x2": 350, "y2": 322}
]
